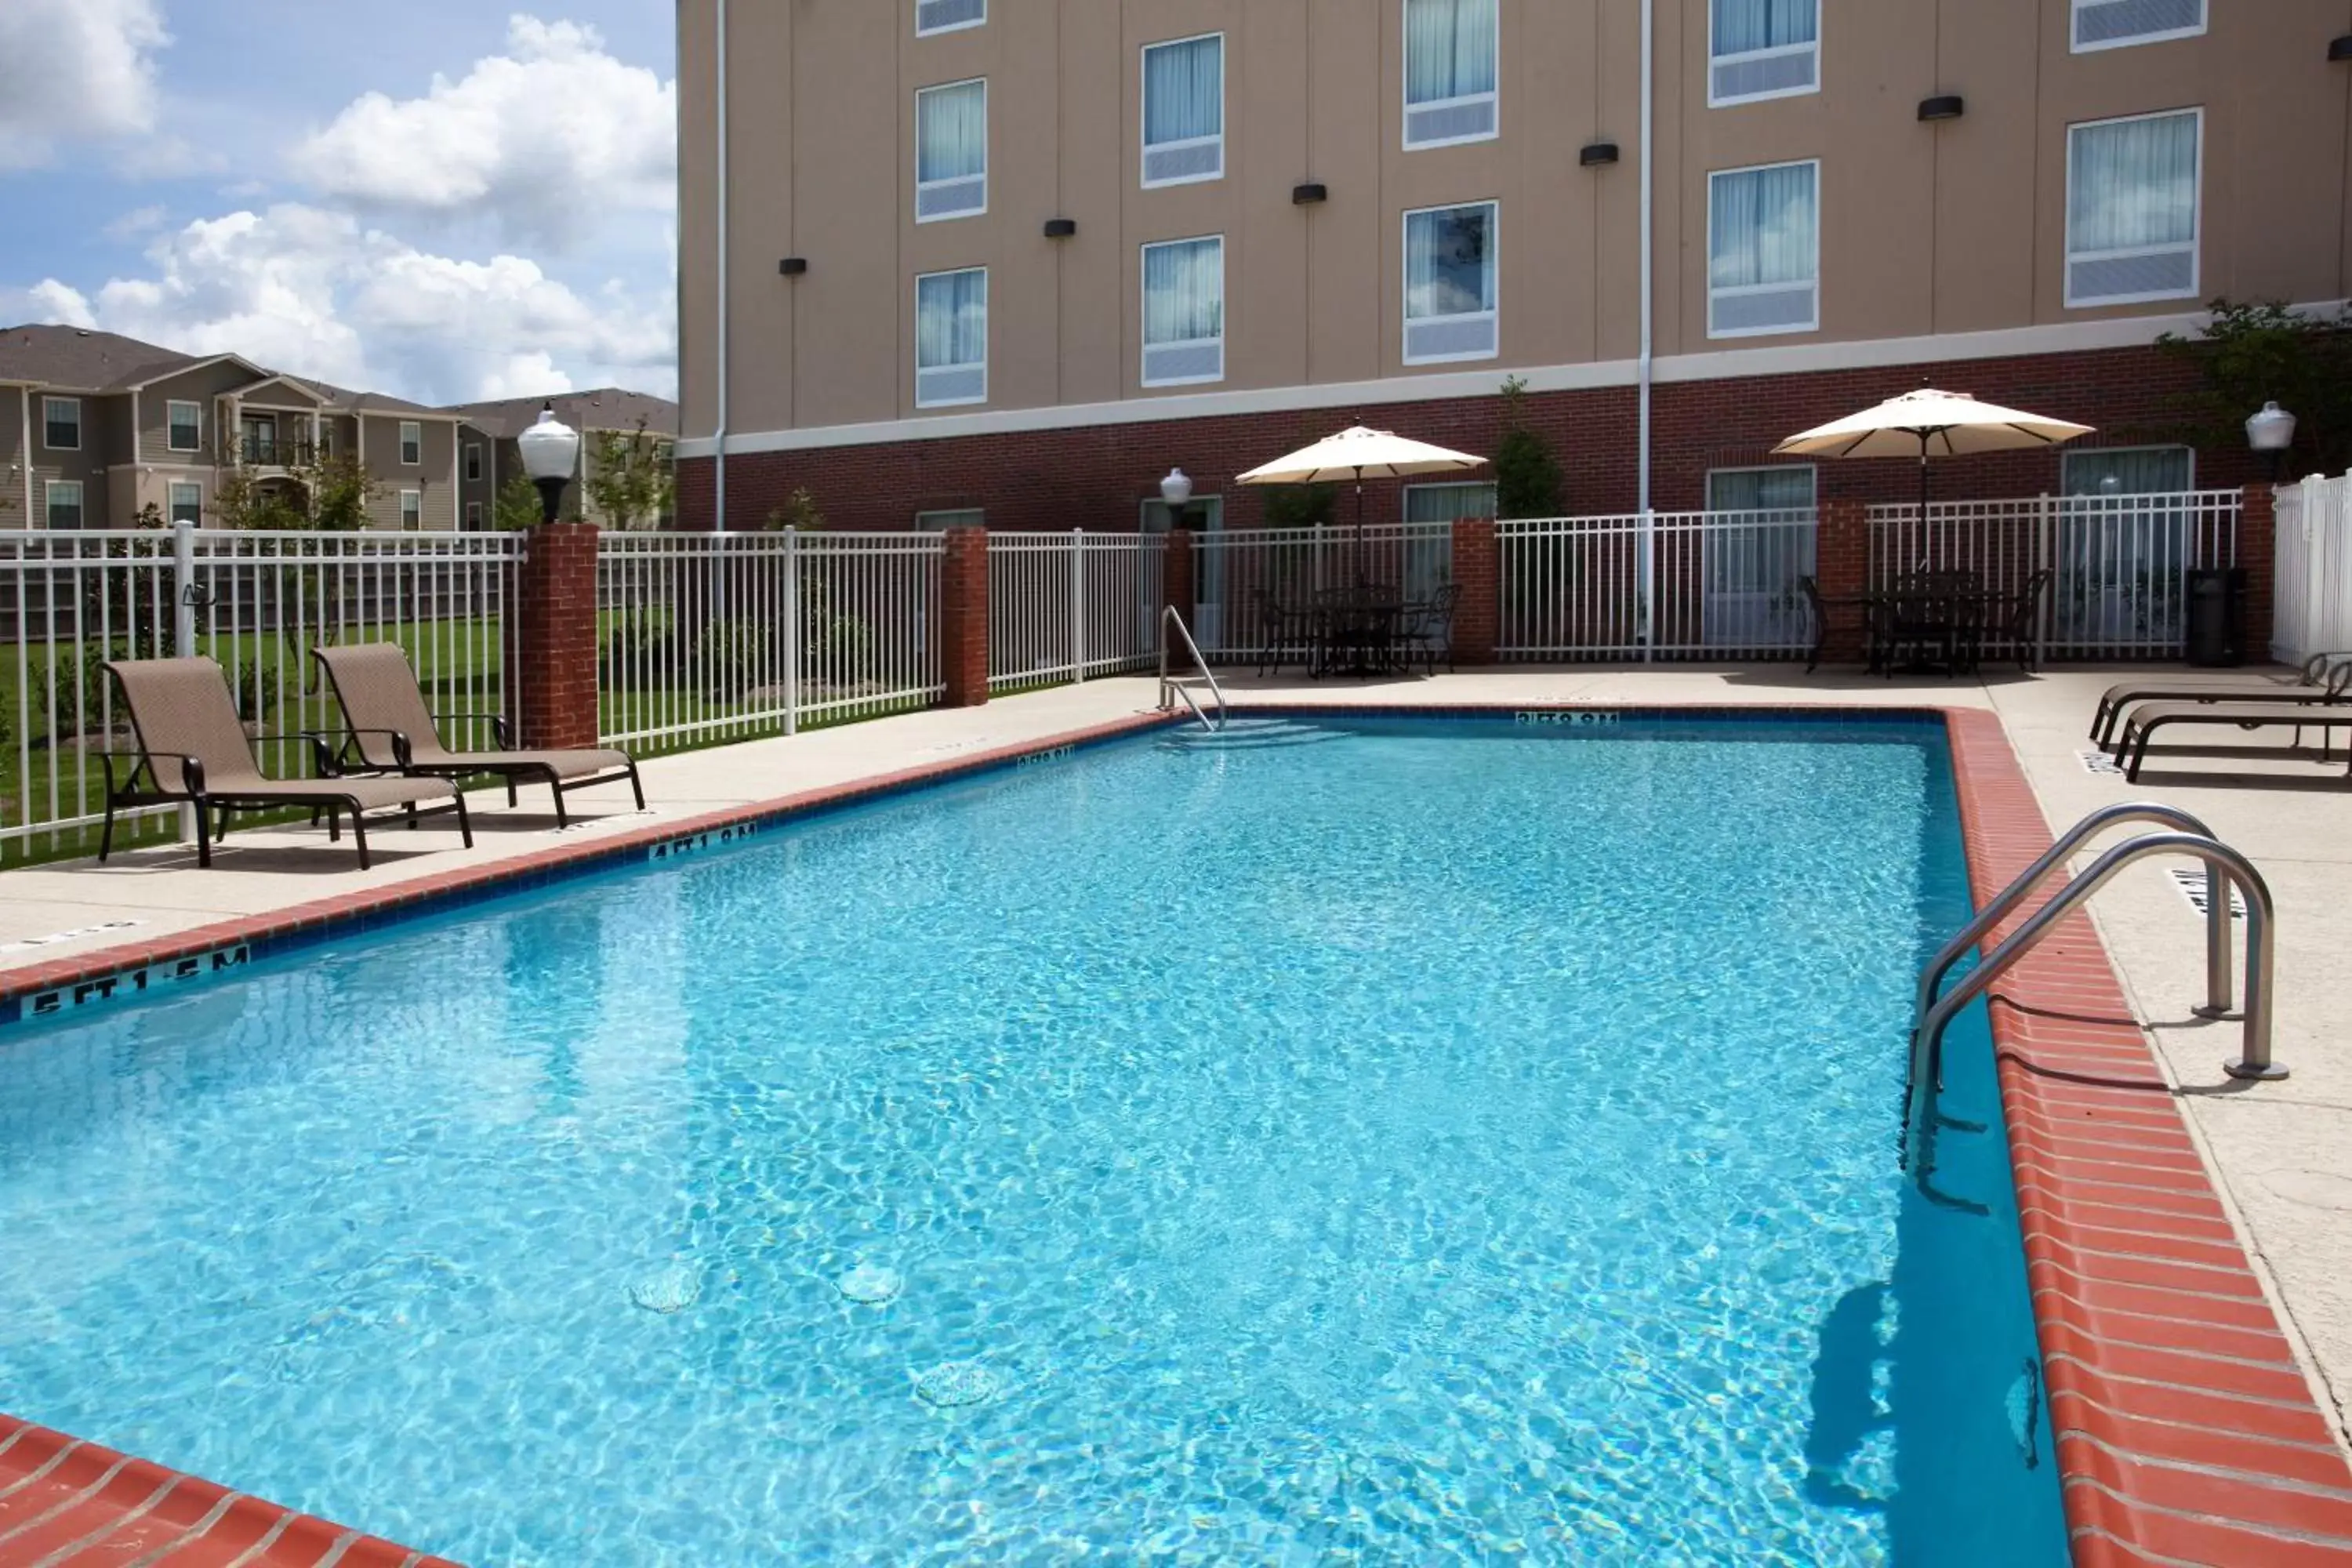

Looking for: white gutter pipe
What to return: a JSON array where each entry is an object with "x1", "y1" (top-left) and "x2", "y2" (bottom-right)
[
  {"x1": 713, "y1": 0, "x2": 730, "y2": 532},
  {"x1": 1637, "y1": 0, "x2": 1655, "y2": 660}
]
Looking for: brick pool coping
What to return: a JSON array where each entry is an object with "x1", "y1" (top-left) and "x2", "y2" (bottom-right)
[{"x1": 2, "y1": 701, "x2": 2347, "y2": 1565}]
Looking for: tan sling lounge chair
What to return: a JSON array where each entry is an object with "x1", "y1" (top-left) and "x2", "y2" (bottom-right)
[
  {"x1": 98, "y1": 655, "x2": 471, "y2": 869},
  {"x1": 310, "y1": 643, "x2": 643, "y2": 826}
]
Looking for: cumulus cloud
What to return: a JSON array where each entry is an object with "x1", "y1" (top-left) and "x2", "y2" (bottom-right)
[
  {"x1": 0, "y1": 281, "x2": 100, "y2": 330},
  {"x1": 0, "y1": 0, "x2": 170, "y2": 169},
  {"x1": 290, "y1": 15, "x2": 675, "y2": 251}
]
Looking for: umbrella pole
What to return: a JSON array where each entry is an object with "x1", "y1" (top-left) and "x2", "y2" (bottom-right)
[{"x1": 1355, "y1": 469, "x2": 1367, "y2": 590}]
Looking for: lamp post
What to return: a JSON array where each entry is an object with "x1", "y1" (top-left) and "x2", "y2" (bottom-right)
[
  {"x1": 1159, "y1": 466, "x2": 1195, "y2": 530},
  {"x1": 2246, "y1": 401, "x2": 2297, "y2": 484},
  {"x1": 517, "y1": 404, "x2": 583, "y2": 524}
]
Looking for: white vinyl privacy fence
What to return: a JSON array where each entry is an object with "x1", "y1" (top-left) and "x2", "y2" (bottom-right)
[
  {"x1": 986, "y1": 532, "x2": 1165, "y2": 692},
  {"x1": 1499, "y1": 510, "x2": 1818, "y2": 660},
  {"x1": 1189, "y1": 523, "x2": 1454, "y2": 661},
  {"x1": 2273, "y1": 475, "x2": 2352, "y2": 664},
  {"x1": 2, "y1": 526, "x2": 521, "y2": 864},
  {"x1": 596, "y1": 530, "x2": 945, "y2": 752}
]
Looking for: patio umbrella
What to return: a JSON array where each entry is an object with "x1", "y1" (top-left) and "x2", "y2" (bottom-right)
[
  {"x1": 1237, "y1": 425, "x2": 1485, "y2": 583},
  {"x1": 1773, "y1": 389, "x2": 2093, "y2": 514}
]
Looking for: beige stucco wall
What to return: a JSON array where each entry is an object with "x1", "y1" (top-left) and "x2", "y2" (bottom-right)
[{"x1": 679, "y1": 0, "x2": 2352, "y2": 442}]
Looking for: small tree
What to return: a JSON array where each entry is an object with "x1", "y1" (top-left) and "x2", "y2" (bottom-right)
[
  {"x1": 493, "y1": 469, "x2": 544, "y2": 532},
  {"x1": 1492, "y1": 376, "x2": 1563, "y2": 519},
  {"x1": 764, "y1": 485, "x2": 825, "y2": 532},
  {"x1": 212, "y1": 452, "x2": 380, "y2": 531},
  {"x1": 1259, "y1": 483, "x2": 1338, "y2": 529},
  {"x1": 2155, "y1": 300, "x2": 2352, "y2": 479},
  {"x1": 584, "y1": 417, "x2": 677, "y2": 531}
]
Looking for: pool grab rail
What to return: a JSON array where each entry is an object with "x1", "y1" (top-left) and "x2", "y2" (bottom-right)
[
  {"x1": 1159, "y1": 607, "x2": 1227, "y2": 732},
  {"x1": 1906, "y1": 829, "x2": 2282, "y2": 1174}
]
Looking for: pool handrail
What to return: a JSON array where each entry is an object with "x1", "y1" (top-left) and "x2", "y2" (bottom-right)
[{"x1": 1159, "y1": 606, "x2": 1226, "y2": 732}]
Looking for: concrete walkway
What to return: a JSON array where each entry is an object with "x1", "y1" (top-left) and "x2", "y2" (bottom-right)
[{"x1": 3, "y1": 662, "x2": 2347, "y2": 1448}]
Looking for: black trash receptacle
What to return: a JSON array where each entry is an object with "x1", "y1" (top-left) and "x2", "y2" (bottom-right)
[{"x1": 2184, "y1": 567, "x2": 2247, "y2": 667}]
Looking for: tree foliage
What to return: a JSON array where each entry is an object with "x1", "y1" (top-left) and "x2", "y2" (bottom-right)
[
  {"x1": 1259, "y1": 482, "x2": 1338, "y2": 529},
  {"x1": 584, "y1": 417, "x2": 677, "y2": 531},
  {"x1": 1492, "y1": 376, "x2": 1563, "y2": 519},
  {"x1": 764, "y1": 486, "x2": 826, "y2": 532},
  {"x1": 2154, "y1": 299, "x2": 2352, "y2": 480},
  {"x1": 492, "y1": 469, "x2": 544, "y2": 532},
  {"x1": 212, "y1": 452, "x2": 383, "y2": 531}
]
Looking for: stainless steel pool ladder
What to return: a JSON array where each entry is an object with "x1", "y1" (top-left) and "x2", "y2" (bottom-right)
[
  {"x1": 1159, "y1": 607, "x2": 1227, "y2": 733},
  {"x1": 1905, "y1": 804, "x2": 2284, "y2": 1174}
]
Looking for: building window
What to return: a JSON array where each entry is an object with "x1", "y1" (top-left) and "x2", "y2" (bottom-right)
[
  {"x1": 318, "y1": 425, "x2": 335, "y2": 457},
  {"x1": 1706, "y1": 466, "x2": 1817, "y2": 511},
  {"x1": 1403, "y1": 201, "x2": 1499, "y2": 365},
  {"x1": 916, "y1": 0, "x2": 985, "y2": 36},
  {"x1": 916, "y1": 509, "x2": 985, "y2": 530},
  {"x1": 1708, "y1": 159, "x2": 1819, "y2": 338},
  {"x1": 464, "y1": 443, "x2": 483, "y2": 481},
  {"x1": 1710, "y1": 0, "x2": 1820, "y2": 107},
  {"x1": 2073, "y1": 0, "x2": 2204, "y2": 52},
  {"x1": 1141, "y1": 495, "x2": 1223, "y2": 534},
  {"x1": 166, "y1": 400, "x2": 202, "y2": 452},
  {"x1": 1403, "y1": 0, "x2": 1498, "y2": 148},
  {"x1": 399, "y1": 421, "x2": 423, "y2": 464},
  {"x1": 1404, "y1": 482, "x2": 1498, "y2": 523},
  {"x1": 2066, "y1": 109, "x2": 2200, "y2": 308},
  {"x1": 916, "y1": 267, "x2": 989, "y2": 408},
  {"x1": 1142, "y1": 34, "x2": 1224, "y2": 188},
  {"x1": 42, "y1": 397, "x2": 80, "y2": 450},
  {"x1": 45, "y1": 480, "x2": 84, "y2": 528},
  {"x1": 1142, "y1": 236, "x2": 1225, "y2": 388},
  {"x1": 168, "y1": 481, "x2": 203, "y2": 524},
  {"x1": 466, "y1": 501, "x2": 485, "y2": 528},
  {"x1": 916, "y1": 79, "x2": 988, "y2": 221},
  {"x1": 2062, "y1": 445, "x2": 2194, "y2": 495},
  {"x1": 399, "y1": 490, "x2": 422, "y2": 531}
]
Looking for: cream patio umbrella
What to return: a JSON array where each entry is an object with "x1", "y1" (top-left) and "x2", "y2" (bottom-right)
[
  {"x1": 1236, "y1": 424, "x2": 1485, "y2": 583},
  {"x1": 1773, "y1": 389, "x2": 2094, "y2": 514}
]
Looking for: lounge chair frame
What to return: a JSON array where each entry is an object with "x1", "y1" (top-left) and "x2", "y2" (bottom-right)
[
  {"x1": 2114, "y1": 660, "x2": 2352, "y2": 781},
  {"x1": 2091, "y1": 651, "x2": 2352, "y2": 750}
]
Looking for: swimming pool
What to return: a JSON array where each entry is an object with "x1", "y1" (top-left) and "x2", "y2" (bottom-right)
[{"x1": 0, "y1": 714, "x2": 2065, "y2": 1564}]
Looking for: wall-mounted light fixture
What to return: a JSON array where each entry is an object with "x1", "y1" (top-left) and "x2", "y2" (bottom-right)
[
  {"x1": 1579, "y1": 141, "x2": 1621, "y2": 167},
  {"x1": 1918, "y1": 96, "x2": 1965, "y2": 122},
  {"x1": 2331, "y1": 34, "x2": 2352, "y2": 61},
  {"x1": 1044, "y1": 219, "x2": 1078, "y2": 238},
  {"x1": 1291, "y1": 183, "x2": 1328, "y2": 205},
  {"x1": 778, "y1": 257, "x2": 808, "y2": 276}
]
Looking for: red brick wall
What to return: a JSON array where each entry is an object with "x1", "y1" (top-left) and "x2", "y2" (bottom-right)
[
  {"x1": 1450, "y1": 517, "x2": 1498, "y2": 666},
  {"x1": 518, "y1": 522, "x2": 601, "y2": 749},
  {"x1": 1164, "y1": 527, "x2": 1195, "y2": 625},
  {"x1": 940, "y1": 525, "x2": 989, "y2": 707},
  {"x1": 2241, "y1": 482, "x2": 2276, "y2": 657}
]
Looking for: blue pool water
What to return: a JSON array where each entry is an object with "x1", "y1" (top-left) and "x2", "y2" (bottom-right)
[{"x1": 0, "y1": 716, "x2": 2065, "y2": 1565}]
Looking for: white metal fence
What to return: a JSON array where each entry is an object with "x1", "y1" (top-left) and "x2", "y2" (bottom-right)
[
  {"x1": 1868, "y1": 491, "x2": 2241, "y2": 658},
  {"x1": 2, "y1": 526, "x2": 521, "y2": 864},
  {"x1": 1190, "y1": 523, "x2": 1454, "y2": 661},
  {"x1": 1498, "y1": 510, "x2": 1819, "y2": 660},
  {"x1": 986, "y1": 532, "x2": 1166, "y2": 692},
  {"x1": 596, "y1": 529, "x2": 945, "y2": 752},
  {"x1": 2273, "y1": 475, "x2": 2352, "y2": 664}
]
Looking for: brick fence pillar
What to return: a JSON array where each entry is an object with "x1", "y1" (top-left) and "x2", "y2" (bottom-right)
[
  {"x1": 1163, "y1": 528, "x2": 1195, "y2": 627},
  {"x1": 1452, "y1": 517, "x2": 1498, "y2": 666},
  {"x1": 2240, "y1": 483, "x2": 2275, "y2": 661},
  {"x1": 518, "y1": 521, "x2": 601, "y2": 750},
  {"x1": 941, "y1": 524, "x2": 990, "y2": 706},
  {"x1": 1817, "y1": 499, "x2": 1871, "y2": 663}
]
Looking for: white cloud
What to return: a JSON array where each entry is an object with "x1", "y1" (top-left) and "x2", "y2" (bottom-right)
[
  {"x1": 0, "y1": 280, "x2": 100, "y2": 330},
  {"x1": 290, "y1": 15, "x2": 675, "y2": 251},
  {"x1": 103, "y1": 204, "x2": 171, "y2": 241},
  {"x1": 0, "y1": 0, "x2": 169, "y2": 169}
]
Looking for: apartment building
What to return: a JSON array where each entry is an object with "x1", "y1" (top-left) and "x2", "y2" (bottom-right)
[
  {"x1": 449, "y1": 390, "x2": 680, "y2": 529},
  {"x1": 675, "y1": 0, "x2": 2352, "y2": 532}
]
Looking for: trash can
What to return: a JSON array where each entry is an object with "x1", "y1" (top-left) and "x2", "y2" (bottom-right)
[{"x1": 2183, "y1": 567, "x2": 2247, "y2": 667}]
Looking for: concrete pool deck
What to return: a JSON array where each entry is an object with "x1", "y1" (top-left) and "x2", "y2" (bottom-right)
[{"x1": 3, "y1": 665, "x2": 2351, "y2": 1565}]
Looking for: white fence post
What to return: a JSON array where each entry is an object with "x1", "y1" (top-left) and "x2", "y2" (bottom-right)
[
  {"x1": 782, "y1": 526, "x2": 800, "y2": 736},
  {"x1": 172, "y1": 521, "x2": 197, "y2": 658},
  {"x1": 1069, "y1": 528, "x2": 1087, "y2": 683}
]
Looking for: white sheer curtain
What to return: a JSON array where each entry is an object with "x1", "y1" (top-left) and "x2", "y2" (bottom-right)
[
  {"x1": 1712, "y1": 0, "x2": 1817, "y2": 54},
  {"x1": 1145, "y1": 36, "x2": 1221, "y2": 146},
  {"x1": 917, "y1": 80, "x2": 986, "y2": 183},
  {"x1": 1144, "y1": 238, "x2": 1223, "y2": 345},
  {"x1": 1406, "y1": 205, "x2": 1494, "y2": 319},
  {"x1": 1405, "y1": 0, "x2": 1497, "y2": 105},
  {"x1": 917, "y1": 270, "x2": 987, "y2": 368},
  {"x1": 1404, "y1": 483, "x2": 1496, "y2": 523},
  {"x1": 2063, "y1": 447, "x2": 2192, "y2": 495},
  {"x1": 1709, "y1": 163, "x2": 1817, "y2": 289},
  {"x1": 1706, "y1": 467, "x2": 1816, "y2": 511},
  {"x1": 2068, "y1": 113, "x2": 2198, "y2": 255}
]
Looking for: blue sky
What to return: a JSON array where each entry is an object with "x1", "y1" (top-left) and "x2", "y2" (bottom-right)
[{"x1": 0, "y1": 2, "x2": 678, "y2": 405}]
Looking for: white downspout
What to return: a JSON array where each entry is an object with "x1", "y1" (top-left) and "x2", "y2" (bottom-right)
[
  {"x1": 1637, "y1": 0, "x2": 1656, "y2": 661},
  {"x1": 713, "y1": 0, "x2": 730, "y2": 532}
]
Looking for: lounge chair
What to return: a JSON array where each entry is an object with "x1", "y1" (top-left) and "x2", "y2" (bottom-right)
[
  {"x1": 2113, "y1": 659, "x2": 2352, "y2": 781},
  {"x1": 96, "y1": 655, "x2": 470, "y2": 869},
  {"x1": 2091, "y1": 651, "x2": 2352, "y2": 750},
  {"x1": 310, "y1": 643, "x2": 643, "y2": 826}
]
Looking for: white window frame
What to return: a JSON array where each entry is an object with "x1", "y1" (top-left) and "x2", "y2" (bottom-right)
[
  {"x1": 1140, "y1": 234, "x2": 1227, "y2": 389},
  {"x1": 1141, "y1": 32, "x2": 1225, "y2": 191},
  {"x1": 2071, "y1": 0, "x2": 2205, "y2": 53},
  {"x1": 398, "y1": 489, "x2": 422, "y2": 532},
  {"x1": 42, "y1": 396, "x2": 81, "y2": 452},
  {"x1": 915, "y1": 78, "x2": 989, "y2": 223},
  {"x1": 914, "y1": 267, "x2": 989, "y2": 410},
  {"x1": 45, "y1": 479, "x2": 84, "y2": 528},
  {"x1": 1402, "y1": 200, "x2": 1501, "y2": 367},
  {"x1": 1140, "y1": 494, "x2": 1224, "y2": 534},
  {"x1": 165, "y1": 399, "x2": 202, "y2": 452},
  {"x1": 1706, "y1": 158, "x2": 1821, "y2": 340},
  {"x1": 465, "y1": 501, "x2": 485, "y2": 528},
  {"x1": 915, "y1": 508, "x2": 985, "y2": 531},
  {"x1": 168, "y1": 481, "x2": 203, "y2": 525},
  {"x1": 1708, "y1": 0, "x2": 1821, "y2": 108},
  {"x1": 464, "y1": 442, "x2": 482, "y2": 481},
  {"x1": 2064, "y1": 107, "x2": 2202, "y2": 310},
  {"x1": 914, "y1": 0, "x2": 986, "y2": 38},
  {"x1": 2060, "y1": 445, "x2": 2197, "y2": 493},
  {"x1": 398, "y1": 420, "x2": 423, "y2": 465},
  {"x1": 1402, "y1": 0, "x2": 1501, "y2": 151}
]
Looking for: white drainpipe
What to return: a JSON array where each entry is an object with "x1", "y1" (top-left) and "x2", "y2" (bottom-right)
[
  {"x1": 713, "y1": 0, "x2": 731, "y2": 532},
  {"x1": 1637, "y1": 0, "x2": 1656, "y2": 661}
]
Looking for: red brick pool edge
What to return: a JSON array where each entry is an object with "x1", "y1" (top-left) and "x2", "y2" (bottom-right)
[{"x1": 2, "y1": 703, "x2": 2347, "y2": 1566}]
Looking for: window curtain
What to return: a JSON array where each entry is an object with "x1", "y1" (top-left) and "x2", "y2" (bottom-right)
[
  {"x1": 1405, "y1": 484, "x2": 1497, "y2": 524},
  {"x1": 1144, "y1": 239, "x2": 1223, "y2": 346},
  {"x1": 2069, "y1": 114, "x2": 2197, "y2": 255},
  {"x1": 1405, "y1": 0, "x2": 1497, "y2": 105},
  {"x1": 2063, "y1": 448, "x2": 2192, "y2": 495},
  {"x1": 1145, "y1": 37, "x2": 1221, "y2": 146},
  {"x1": 918, "y1": 81, "x2": 986, "y2": 183},
  {"x1": 1406, "y1": 205, "x2": 1494, "y2": 320},
  {"x1": 917, "y1": 270, "x2": 988, "y2": 368},
  {"x1": 1710, "y1": 164, "x2": 1816, "y2": 289},
  {"x1": 1712, "y1": 0, "x2": 1817, "y2": 55},
  {"x1": 1707, "y1": 467, "x2": 1816, "y2": 511}
]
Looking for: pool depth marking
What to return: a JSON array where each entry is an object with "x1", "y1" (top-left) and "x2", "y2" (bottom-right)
[
  {"x1": 23, "y1": 942, "x2": 251, "y2": 1020},
  {"x1": 646, "y1": 820, "x2": 768, "y2": 863},
  {"x1": 1515, "y1": 710, "x2": 1622, "y2": 726}
]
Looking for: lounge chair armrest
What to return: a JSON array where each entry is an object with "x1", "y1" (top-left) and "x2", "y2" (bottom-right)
[
  {"x1": 302, "y1": 727, "x2": 415, "y2": 774},
  {"x1": 430, "y1": 712, "x2": 511, "y2": 751}
]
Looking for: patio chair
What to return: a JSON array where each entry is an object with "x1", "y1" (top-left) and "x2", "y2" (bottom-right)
[
  {"x1": 1250, "y1": 590, "x2": 1316, "y2": 677},
  {"x1": 2090, "y1": 650, "x2": 2352, "y2": 750},
  {"x1": 1396, "y1": 583, "x2": 1461, "y2": 675},
  {"x1": 96, "y1": 655, "x2": 471, "y2": 869},
  {"x1": 2112, "y1": 659, "x2": 2352, "y2": 781},
  {"x1": 310, "y1": 643, "x2": 643, "y2": 827},
  {"x1": 1991, "y1": 569, "x2": 2053, "y2": 673}
]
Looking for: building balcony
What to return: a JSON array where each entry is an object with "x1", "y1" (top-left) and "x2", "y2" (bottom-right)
[{"x1": 238, "y1": 434, "x2": 316, "y2": 468}]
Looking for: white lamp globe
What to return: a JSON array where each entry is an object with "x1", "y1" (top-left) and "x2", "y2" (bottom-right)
[
  {"x1": 1159, "y1": 468, "x2": 1193, "y2": 508},
  {"x1": 2247, "y1": 401, "x2": 2298, "y2": 454},
  {"x1": 518, "y1": 405, "x2": 581, "y2": 481}
]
